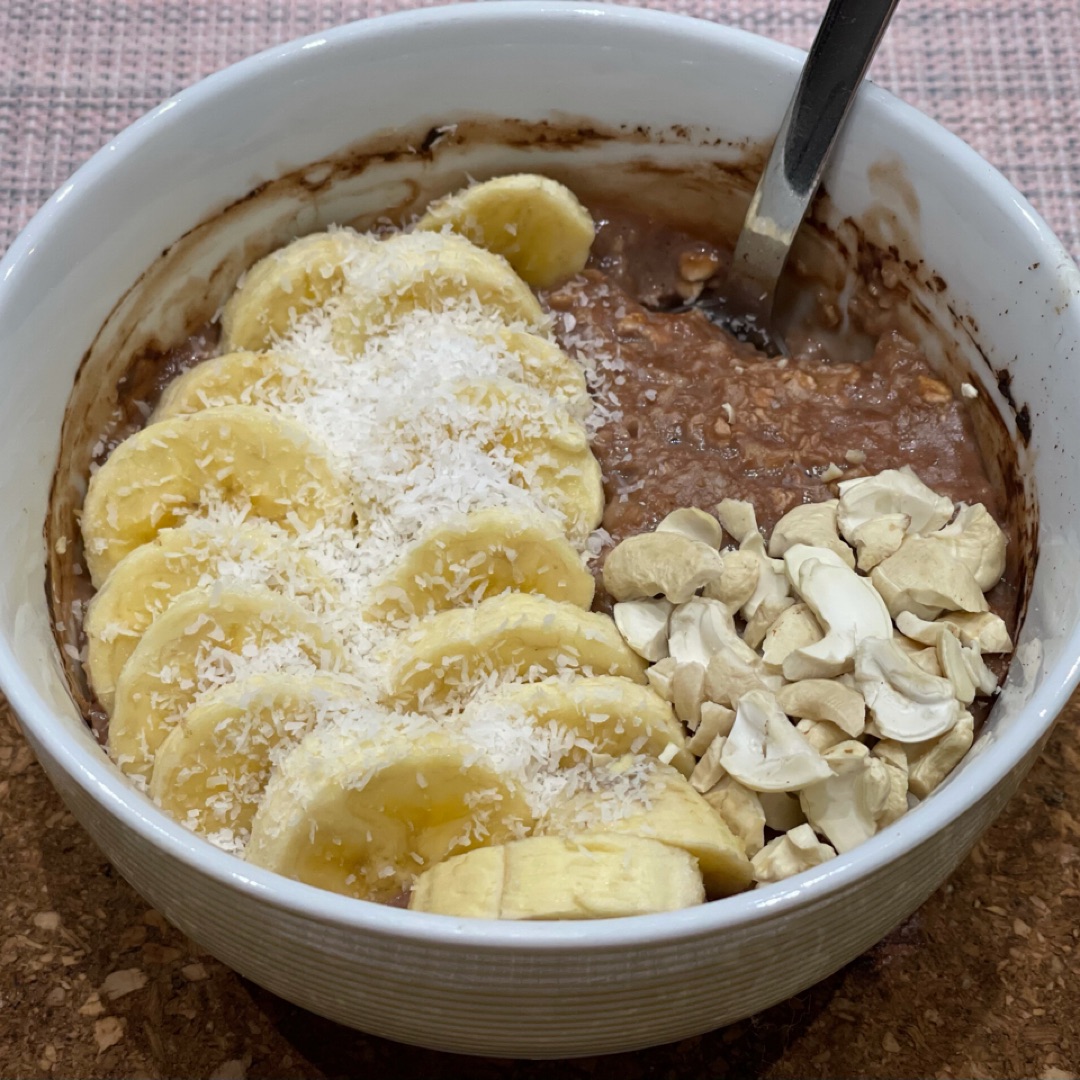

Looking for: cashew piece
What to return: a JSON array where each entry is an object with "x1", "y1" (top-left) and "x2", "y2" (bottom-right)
[
  {"x1": 714, "y1": 498, "x2": 758, "y2": 544},
  {"x1": 854, "y1": 637, "x2": 963, "y2": 742},
  {"x1": 782, "y1": 547, "x2": 893, "y2": 681},
  {"x1": 687, "y1": 701, "x2": 736, "y2": 756},
  {"x1": 758, "y1": 791, "x2": 806, "y2": 832},
  {"x1": 603, "y1": 532, "x2": 724, "y2": 604},
  {"x1": 704, "y1": 651, "x2": 782, "y2": 709},
  {"x1": 936, "y1": 628, "x2": 977, "y2": 704},
  {"x1": 776, "y1": 679, "x2": 865, "y2": 737},
  {"x1": 935, "y1": 611, "x2": 1013, "y2": 653},
  {"x1": 613, "y1": 597, "x2": 673, "y2": 662},
  {"x1": 768, "y1": 499, "x2": 855, "y2": 569},
  {"x1": 657, "y1": 507, "x2": 723, "y2": 548},
  {"x1": 704, "y1": 549, "x2": 760, "y2": 610},
  {"x1": 871, "y1": 538, "x2": 989, "y2": 621},
  {"x1": 762, "y1": 602, "x2": 825, "y2": 669},
  {"x1": 927, "y1": 503, "x2": 1007, "y2": 590},
  {"x1": 799, "y1": 741, "x2": 892, "y2": 854},
  {"x1": 795, "y1": 718, "x2": 851, "y2": 753},
  {"x1": 739, "y1": 531, "x2": 792, "y2": 622},
  {"x1": 837, "y1": 466, "x2": 954, "y2": 542},
  {"x1": 672, "y1": 661, "x2": 707, "y2": 729},
  {"x1": 690, "y1": 734, "x2": 728, "y2": 793},
  {"x1": 751, "y1": 824, "x2": 837, "y2": 883},
  {"x1": 720, "y1": 690, "x2": 834, "y2": 792},
  {"x1": 851, "y1": 513, "x2": 909, "y2": 572},
  {"x1": 645, "y1": 656, "x2": 677, "y2": 701},
  {"x1": 743, "y1": 594, "x2": 796, "y2": 651},
  {"x1": 906, "y1": 711, "x2": 975, "y2": 797},
  {"x1": 703, "y1": 776, "x2": 766, "y2": 856},
  {"x1": 871, "y1": 741, "x2": 910, "y2": 828},
  {"x1": 669, "y1": 597, "x2": 759, "y2": 668},
  {"x1": 892, "y1": 628, "x2": 946, "y2": 676}
]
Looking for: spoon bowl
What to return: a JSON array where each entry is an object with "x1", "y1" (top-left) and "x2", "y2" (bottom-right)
[{"x1": 688, "y1": 0, "x2": 900, "y2": 355}]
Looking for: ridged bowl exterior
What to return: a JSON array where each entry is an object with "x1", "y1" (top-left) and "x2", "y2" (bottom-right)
[
  {"x1": 1, "y1": 3, "x2": 1079, "y2": 1058},
  {"x1": 24, "y1": 719, "x2": 1048, "y2": 1056}
]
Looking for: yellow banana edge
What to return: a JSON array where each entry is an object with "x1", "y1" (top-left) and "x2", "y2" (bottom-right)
[{"x1": 409, "y1": 832, "x2": 704, "y2": 919}]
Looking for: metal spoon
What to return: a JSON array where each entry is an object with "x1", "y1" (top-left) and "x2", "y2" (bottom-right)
[{"x1": 690, "y1": 0, "x2": 900, "y2": 355}]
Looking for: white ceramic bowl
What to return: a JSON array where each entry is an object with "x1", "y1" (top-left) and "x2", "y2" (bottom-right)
[{"x1": 2, "y1": 3, "x2": 1079, "y2": 1058}]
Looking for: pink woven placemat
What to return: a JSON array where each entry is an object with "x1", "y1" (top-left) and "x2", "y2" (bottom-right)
[
  {"x1": 2, "y1": 6, "x2": 1079, "y2": 1078},
  {"x1": 1, "y1": 0, "x2": 1079, "y2": 262}
]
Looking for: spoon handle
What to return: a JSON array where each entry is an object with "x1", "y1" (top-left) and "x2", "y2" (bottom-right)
[{"x1": 732, "y1": 0, "x2": 900, "y2": 316}]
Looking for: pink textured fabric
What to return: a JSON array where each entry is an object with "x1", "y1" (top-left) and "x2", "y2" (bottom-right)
[{"x1": 1, "y1": 1, "x2": 1078, "y2": 260}]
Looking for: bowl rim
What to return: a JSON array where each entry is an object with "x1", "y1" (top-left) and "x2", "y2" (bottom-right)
[{"x1": 2, "y1": 0, "x2": 1079, "y2": 952}]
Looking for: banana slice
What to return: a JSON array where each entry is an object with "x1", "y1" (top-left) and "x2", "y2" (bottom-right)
[
  {"x1": 408, "y1": 833, "x2": 704, "y2": 919},
  {"x1": 246, "y1": 725, "x2": 532, "y2": 904},
  {"x1": 109, "y1": 583, "x2": 345, "y2": 780},
  {"x1": 192, "y1": 325, "x2": 587, "y2": 414},
  {"x1": 467, "y1": 677, "x2": 693, "y2": 776},
  {"x1": 385, "y1": 593, "x2": 647, "y2": 712},
  {"x1": 222, "y1": 230, "x2": 374, "y2": 351},
  {"x1": 149, "y1": 672, "x2": 365, "y2": 841},
  {"x1": 153, "y1": 352, "x2": 307, "y2": 421},
  {"x1": 80, "y1": 404, "x2": 354, "y2": 587},
  {"x1": 331, "y1": 231, "x2": 545, "y2": 355},
  {"x1": 415, "y1": 175, "x2": 595, "y2": 289},
  {"x1": 367, "y1": 507, "x2": 594, "y2": 623},
  {"x1": 542, "y1": 757, "x2": 753, "y2": 898},
  {"x1": 353, "y1": 304, "x2": 586, "y2": 413},
  {"x1": 85, "y1": 520, "x2": 336, "y2": 714},
  {"x1": 499, "y1": 329, "x2": 589, "y2": 414},
  {"x1": 448, "y1": 378, "x2": 603, "y2": 544}
]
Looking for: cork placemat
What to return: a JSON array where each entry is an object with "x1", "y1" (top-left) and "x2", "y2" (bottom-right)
[{"x1": 2, "y1": 2, "x2": 1079, "y2": 1078}]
